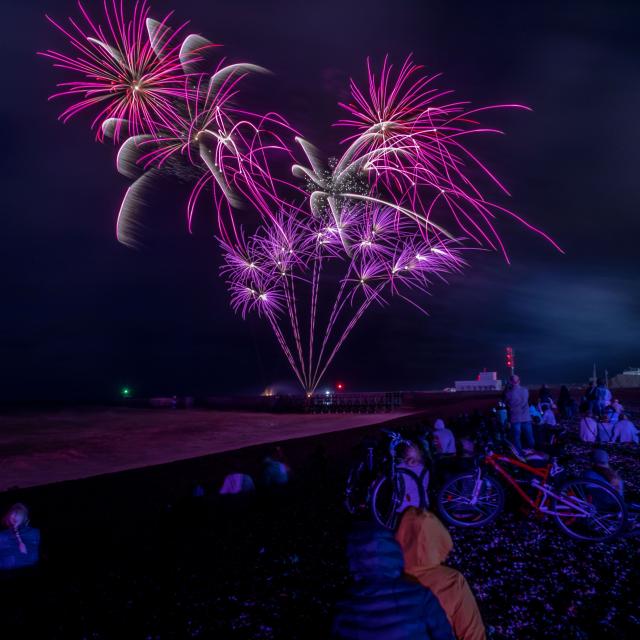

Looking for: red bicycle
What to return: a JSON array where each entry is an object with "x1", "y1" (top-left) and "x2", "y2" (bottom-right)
[{"x1": 436, "y1": 444, "x2": 627, "y2": 542}]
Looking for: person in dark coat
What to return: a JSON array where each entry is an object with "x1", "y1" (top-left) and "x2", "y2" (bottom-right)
[{"x1": 332, "y1": 522, "x2": 454, "y2": 640}]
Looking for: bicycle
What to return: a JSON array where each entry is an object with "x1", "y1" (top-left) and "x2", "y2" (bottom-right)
[
  {"x1": 345, "y1": 429, "x2": 431, "y2": 530},
  {"x1": 436, "y1": 442, "x2": 627, "y2": 542}
]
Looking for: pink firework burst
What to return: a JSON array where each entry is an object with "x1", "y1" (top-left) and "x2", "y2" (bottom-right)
[
  {"x1": 335, "y1": 55, "x2": 563, "y2": 259},
  {"x1": 40, "y1": 0, "x2": 199, "y2": 141}
]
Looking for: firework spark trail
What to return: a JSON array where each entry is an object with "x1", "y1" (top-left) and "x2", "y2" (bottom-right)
[
  {"x1": 328, "y1": 55, "x2": 564, "y2": 260},
  {"x1": 42, "y1": 2, "x2": 304, "y2": 248},
  {"x1": 43, "y1": 5, "x2": 561, "y2": 393},
  {"x1": 221, "y1": 203, "x2": 465, "y2": 393},
  {"x1": 41, "y1": 0, "x2": 194, "y2": 141}
]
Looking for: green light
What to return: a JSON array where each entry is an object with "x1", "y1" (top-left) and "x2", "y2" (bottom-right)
[{"x1": 121, "y1": 387, "x2": 131, "y2": 397}]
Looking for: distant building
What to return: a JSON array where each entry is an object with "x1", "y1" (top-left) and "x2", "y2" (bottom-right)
[
  {"x1": 609, "y1": 367, "x2": 640, "y2": 389},
  {"x1": 455, "y1": 371, "x2": 502, "y2": 392}
]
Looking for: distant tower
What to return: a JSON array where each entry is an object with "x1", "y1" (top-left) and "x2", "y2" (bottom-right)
[
  {"x1": 605, "y1": 369, "x2": 609, "y2": 387},
  {"x1": 506, "y1": 346, "x2": 515, "y2": 376},
  {"x1": 591, "y1": 363, "x2": 597, "y2": 383}
]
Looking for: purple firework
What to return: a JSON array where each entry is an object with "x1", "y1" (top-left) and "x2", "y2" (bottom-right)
[{"x1": 221, "y1": 204, "x2": 465, "y2": 393}]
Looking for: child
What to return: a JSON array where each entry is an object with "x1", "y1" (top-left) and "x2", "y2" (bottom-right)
[
  {"x1": 396, "y1": 442, "x2": 430, "y2": 511},
  {"x1": 0, "y1": 503, "x2": 40, "y2": 570}
]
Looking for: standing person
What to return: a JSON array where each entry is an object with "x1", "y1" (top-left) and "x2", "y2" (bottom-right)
[
  {"x1": 558, "y1": 385, "x2": 573, "y2": 419},
  {"x1": 594, "y1": 379, "x2": 611, "y2": 416},
  {"x1": 396, "y1": 509, "x2": 486, "y2": 640},
  {"x1": 332, "y1": 522, "x2": 454, "y2": 640},
  {"x1": 504, "y1": 375, "x2": 534, "y2": 452},
  {"x1": 582, "y1": 381, "x2": 597, "y2": 414},
  {"x1": 538, "y1": 384, "x2": 554, "y2": 408},
  {"x1": 613, "y1": 414, "x2": 639, "y2": 444},
  {"x1": 432, "y1": 419, "x2": 456, "y2": 455},
  {"x1": 0, "y1": 503, "x2": 40, "y2": 570}
]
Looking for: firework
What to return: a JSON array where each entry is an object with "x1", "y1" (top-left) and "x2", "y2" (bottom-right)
[
  {"x1": 221, "y1": 205, "x2": 465, "y2": 393},
  {"x1": 40, "y1": 0, "x2": 198, "y2": 141},
  {"x1": 42, "y1": 4, "x2": 560, "y2": 392},
  {"x1": 328, "y1": 56, "x2": 562, "y2": 260}
]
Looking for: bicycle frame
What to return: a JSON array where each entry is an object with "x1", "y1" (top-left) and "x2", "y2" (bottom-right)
[{"x1": 482, "y1": 452, "x2": 598, "y2": 519}]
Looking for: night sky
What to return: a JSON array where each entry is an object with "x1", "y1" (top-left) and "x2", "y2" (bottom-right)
[{"x1": 2, "y1": 0, "x2": 639, "y2": 402}]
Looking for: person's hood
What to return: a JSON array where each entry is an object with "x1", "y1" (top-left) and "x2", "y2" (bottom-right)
[
  {"x1": 346, "y1": 522, "x2": 404, "y2": 580},
  {"x1": 396, "y1": 508, "x2": 453, "y2": 574},
  {"x1": 434, "y1": 419, "x2": 446, "y2": 430}
]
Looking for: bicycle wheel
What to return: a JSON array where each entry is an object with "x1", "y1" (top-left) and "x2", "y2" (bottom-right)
[
  {"x1": 552, "y1": 477, "x2": 627, "y2": 542},
  {"x1": 344, "y1": 462, "x2": 368, "y2": 515},
  {"x1": 437, "y1": 472, "x2": 504, "y2": 527},
  {"x1": 371, "y1": 474, "x2": 405, "y2": 530}
]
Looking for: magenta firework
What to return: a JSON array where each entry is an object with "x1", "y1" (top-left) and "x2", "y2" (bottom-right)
[
  {"x1": 221, "y1": 205, "x2": 466, "y2": 393},
  {"x1": 40, "y1": 0, "x2": 298, "y2": 247},
  {"x1": 42, "y1": 2, "x2": 559, "y2": 392},
  {"x1": 41, "y1": 0, "x2": 192, "y2": 141}
]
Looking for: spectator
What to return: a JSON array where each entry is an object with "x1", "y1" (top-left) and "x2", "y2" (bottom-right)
[
  {"x1": 611, "y1": 398, "x2": 624, "y2": 415},
  {"x1": 535, "y1": 403, "x2": 557, "y2": 448},
  {"x1": 594, "y1": 379, "x2": 611, "y2": 416},
  {"x1": 0, "y1": 503, "x2": 40, "y2": 571},
  {"x1": 558, "y1": 385, "x2": 574, "y2": 419},
  {"x1": 538, "y1": 384, "x2": 554, "y2": 408},
  {"x1": 219, "y1": 473, "x2": 256, "y2": 495},
  {"x1": 504, "y1": 375, "x2": 534, "y2": 452},
  {"x1": 396, "y1": 442, "x2": 430, "y2": 511},
  {"x1": 529, "y1": 404, "x2": 542, "y2": 424},
  {"x1": 597, "y1": 415, "x2": 615, "y2": 443},
  {"x1": 613, "y1": 414, "x2": 639, "y2": 444},
  {"x1": 579, "y1": 412, "x2": 598, "y2": 443},
  {"x1": 583, "y1": 449, "x2": 624, "y2": 497},
  {"x1": 540, "y1": 404, "x2": 556, "y2": 427},
  {"x1": 332, "y1": 522, "x2": 454, "y2": 640},
  {"x1": 260, "y1": 446, "x2": 290, "y2": 486},
  {"x1": 495, "y1": 402, "x2": 508, "y2": 429},
  {"x1": 582, "y1": 381, "x2": 597, "y2": 414},
  {"x1": 396, "y1": 508, "x2": 486, "y2": 640},
  {"x1": 433, "y1": 419, "x2": 456, "y2": 455},
  {"x1": 604, "y1": 404, "x2": 620, "y2": 426}
]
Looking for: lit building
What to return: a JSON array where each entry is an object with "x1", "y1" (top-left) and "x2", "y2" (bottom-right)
[{"x1": 455, "y1": 370, "x2": 502, "y2": 392}]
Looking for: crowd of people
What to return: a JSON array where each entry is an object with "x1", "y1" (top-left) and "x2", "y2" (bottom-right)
[
  {"x1": 332, "y1": 378, "x2": 637, "y2": 639},
  {"x1": 2, "y1": 382, "x2": 637, "y2": 640}
]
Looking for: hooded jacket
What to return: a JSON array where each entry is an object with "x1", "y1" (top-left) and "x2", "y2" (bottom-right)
[
  {"x1": 332, "y1": 523, "x2": 454, "y2": 640},
  {"x1": 433, "y1": 420, "x2": 456, "y2": 454},
  {"x1": 505, "y1": 384, "x2": 530, "y2": 424},
  {"x1": 396, "y1": 509, "x2": 485, "y2": 640}
]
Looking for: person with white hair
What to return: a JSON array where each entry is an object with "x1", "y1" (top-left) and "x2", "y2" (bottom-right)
[{"x1": 612, "y1": 414, "x2": 639, "y2": 444}]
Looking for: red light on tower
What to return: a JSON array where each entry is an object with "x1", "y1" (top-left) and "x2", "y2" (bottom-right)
[
  {"x1": 336, "y1": 382, "x2": 344, "y2": 391},
  {"x1": 506, "y1": 347, "x2": 515, "y2": 375}
]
